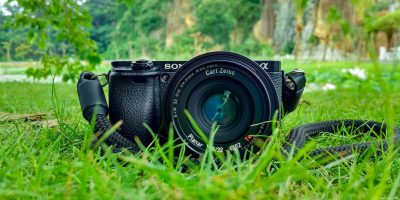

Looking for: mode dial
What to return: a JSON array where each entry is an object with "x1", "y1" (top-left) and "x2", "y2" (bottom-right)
[{"x1": 131, "y1": 59, "x2": 153, "y2": 70}]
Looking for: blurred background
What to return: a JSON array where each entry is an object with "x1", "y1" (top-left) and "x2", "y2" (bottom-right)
[
  {"x1": 0, "y1": 0, "x2": 399, "y2": 81},
  {"x1": 1, "y1": 1, "x2": 400, "y2": 198}
]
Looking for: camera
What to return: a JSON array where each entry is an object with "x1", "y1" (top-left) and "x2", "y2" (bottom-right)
[{"x1": 78, "y1": 51, "x2": 306, "y2": 155}]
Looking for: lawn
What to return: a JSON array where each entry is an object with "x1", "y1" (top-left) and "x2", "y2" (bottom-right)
[{"x1": 0, "y1": 60, "x2": 400, "y2": 199}]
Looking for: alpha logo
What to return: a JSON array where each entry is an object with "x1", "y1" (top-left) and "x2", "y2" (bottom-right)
[{"x1": 259, "y1": 62, "x2": 269, "y2": 70}]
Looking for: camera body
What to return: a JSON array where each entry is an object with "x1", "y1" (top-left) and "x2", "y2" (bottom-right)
[{"x1": 105, "y1": 52, "x2": 305, "y2": 154}]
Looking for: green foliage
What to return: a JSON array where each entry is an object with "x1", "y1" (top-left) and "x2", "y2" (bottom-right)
[
  {"x1": 87, "y1": 0, "x2": 122, "y2": 54},
  {"x1": 368, "y1": 0, "x2": 395, "y2": 13},
  {"x1": 0, "y1": 5, "x2": 38, "y2": 62},
  {"x1": 325, "y1": 6, "x2": 342, "y2": 25},
  {"x1": 194, "y1": 0, "x2": 237, "y2": 46},
  {"x1": 135, "y1": 0, "x2": 168, "y2": 36},
  {"x1": 307, "y1": 35, "x2": 319, "y2": 45},
  {"x1": 162, "y1": 31, "x2": 196, "y2": 59},
  {"x1": 368, "y1": 10, "x2": 400, "y2": 33},
  {"x1": 98, "y1": 0, "x2": 171, "y2": 58},
  {"x1": 324, "y1": 5, "x2": 356, "y2": 47},
  {"x1": 230, "y1": 0, "x2": 261, "y2": 40},
  {"x1": 230, "y1": 36, "x2": 274, "y2": 57},
  {"x1": 282, "y1": 41, "x2": 295, "y2": 54},
  {"x1": 4, "y1": 0, "x2": 101, "y2": 81},
  {"x1": 0, "y1": 0, "x2": 399, "y2": 80}
]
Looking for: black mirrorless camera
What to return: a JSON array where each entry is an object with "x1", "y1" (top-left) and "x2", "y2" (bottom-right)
[{"x1": 78, "y1": 51, "x2": 306, "y2": 155}]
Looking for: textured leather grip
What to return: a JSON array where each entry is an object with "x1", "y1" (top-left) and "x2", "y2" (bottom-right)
[{"x1": 108, "y1": 73, "x2": 161, "y2": 147}]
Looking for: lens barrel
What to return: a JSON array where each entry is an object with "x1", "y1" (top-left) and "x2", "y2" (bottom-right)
[{"x1": 164, "y1": 52, "x2": 279, "y2": 154}]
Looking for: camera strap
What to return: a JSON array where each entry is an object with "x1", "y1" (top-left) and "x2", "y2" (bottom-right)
[
  {"x1": 282, "y1": 120, "x2": 400, "y2": 158},
  {"x1": 92, "y1": 113, "x2": 400, "y2": 159}
]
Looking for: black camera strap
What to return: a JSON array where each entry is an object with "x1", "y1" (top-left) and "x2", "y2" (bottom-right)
[
  {"x1": 282, "y1": 120, "x2": 400, "y2": 158},
  {"x1": 92, "y1": 113, "x2": 400, "y2": 160}
]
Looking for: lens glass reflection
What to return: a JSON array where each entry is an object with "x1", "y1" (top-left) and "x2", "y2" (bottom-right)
[{"x1": 202, "y1": 90, "x2": 238, "y2": 126}]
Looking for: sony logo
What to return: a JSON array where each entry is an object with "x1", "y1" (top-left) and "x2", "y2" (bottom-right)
[{"x1": 164, "y1": 63, "x2": 183, "y2": 70}]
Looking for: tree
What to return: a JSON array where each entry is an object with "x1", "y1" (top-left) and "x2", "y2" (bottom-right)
[
  {"x1": 1, "y1": 41, "x2": 12, "y2": 61},
  {"x1": 254, "y1": 0, "x2": 277, "y2": 43},
  {"x1": 194, "y1": 0, "x2": 236, "y2": 47},
  {"x1": 87, "y1": 0, "x2": 121, "y2": 54},
  {"x1": 230, "y1": 0, "x2": 261, "y2": 44},
  {"x1": 321, "y1": 5, "x2": 341, "y2": 61},
  {"x1": 368, "y1": 10, "x2": 400, "y2": 49},
  {"x1": 165, "y1": 0, "x2": 193, "y2": 48},
  {"x1": 6, "y1": 0, "x2": 101, "y2": 81},
  {"x1": 293, "y1": 0, "x2": 308, "y2": 57},
  {"x1": 273, "y1": 0, "x2": 296, "y2": 54}
]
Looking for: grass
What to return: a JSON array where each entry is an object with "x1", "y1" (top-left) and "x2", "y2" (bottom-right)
[{"x1": 0, "y1": 60, "x2": 400, "y2": 199}]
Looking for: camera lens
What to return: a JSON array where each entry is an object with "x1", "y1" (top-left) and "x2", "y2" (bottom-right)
[
  {"x1": 164, "y1": 52, "x2": 279, "y2": 154},
  {"x1": 187, "y1": 77, "x2": 253, "y2": 144}
]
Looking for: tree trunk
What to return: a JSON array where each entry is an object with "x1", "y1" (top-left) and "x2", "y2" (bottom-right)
[
  {"x1": 273, "y1": 0, "x2": 296, "y2": 53},
  {"x1": 61, "y1": 43, "x2": 67, "y2": 57},
  {"x1": 257, "y1": 0, "x2": 277, "y2": 42},
  {"x1": 165, "y1": 0, "x2": 179, "y2": 48},
  {"x1": 293, "y1": 0, "x2": 304, "y2": 58},
  {"x1": 301, "y1": 0, "x2": 320, "y2": 43},
  {"x1": 386, "y1": 31, "x2": 393, "y2": 50},
  {"x1": 165, "y1": 0, "x2": 192, "y2": 48},
  {"x1": 322, "y1": 38, "x2": 328, "y2": 61},
  {"x1": 5, "y1": 42, "x2": 12, "y2": 61},
  {"x1": 299, "y1": 0, "x2": 320, "y2": 57}
]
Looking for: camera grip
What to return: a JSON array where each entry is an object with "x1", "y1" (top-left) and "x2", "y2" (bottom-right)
[{"x1": 108, "y1": 74, "x2": 160, "y2": 146}]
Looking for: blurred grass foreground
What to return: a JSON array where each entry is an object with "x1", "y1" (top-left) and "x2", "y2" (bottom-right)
[{"x1": 0, "y1": 0, "x2": 400, "y2": 199}]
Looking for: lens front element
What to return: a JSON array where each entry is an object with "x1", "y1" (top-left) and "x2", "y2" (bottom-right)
[
  {"x1": 187, "y1": 77, "x2": 254, "y2": 144},
  {"x1": 202, "y1": 90, "x2": 238, "y2": 124}
]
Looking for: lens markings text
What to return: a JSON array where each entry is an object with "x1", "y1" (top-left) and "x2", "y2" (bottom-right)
[{"x1": 205, "y1": 68, "x2": 235, "y2": 76}]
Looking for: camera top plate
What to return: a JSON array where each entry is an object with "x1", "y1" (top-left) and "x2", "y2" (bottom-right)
[
  {"x1": 154, "y1": 60, "x2": 280, "y2": 72},
  {"x1": 110, "y1": 59, "x2": 280, "y2": 73}
]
